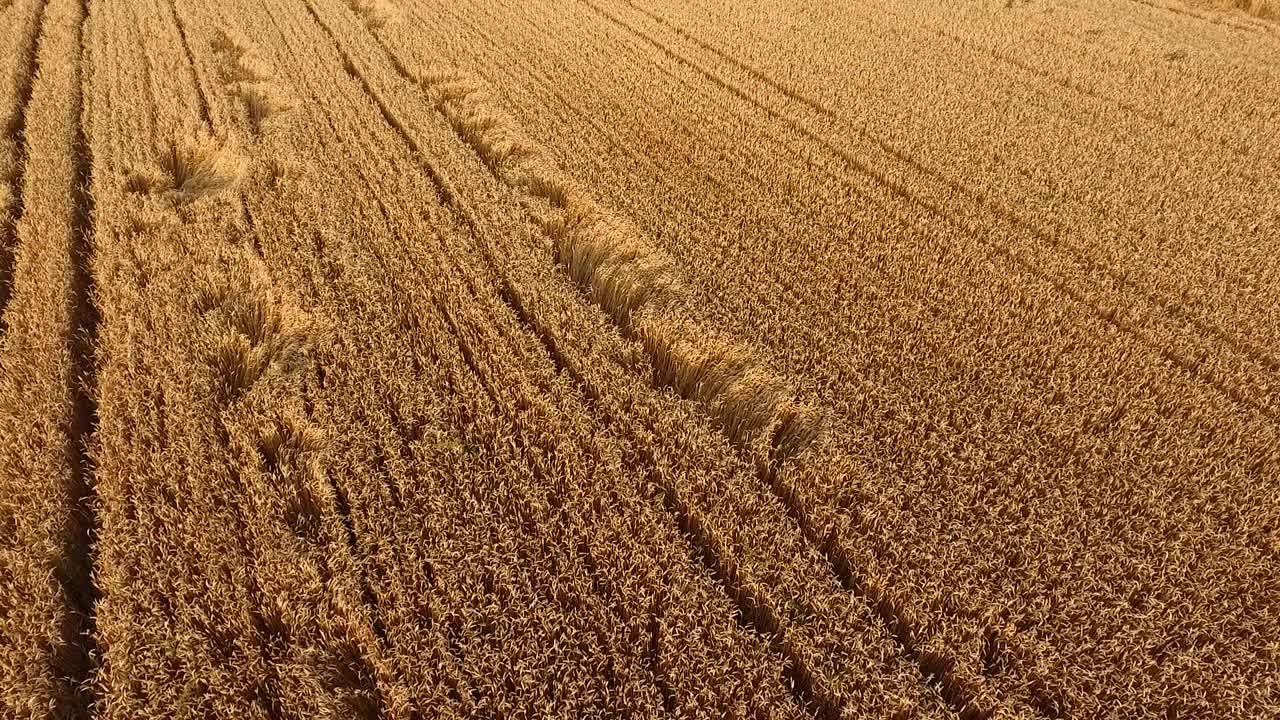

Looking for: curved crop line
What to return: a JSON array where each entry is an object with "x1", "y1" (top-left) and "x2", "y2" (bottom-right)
[
  {"x1": 617, "y1": 0, "x2": 837, "y2": 120},
  {"x1": 165, "y1": 0, "x2": 212, "y2": 127}
]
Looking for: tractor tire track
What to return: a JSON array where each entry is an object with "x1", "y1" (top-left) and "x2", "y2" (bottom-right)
[{"x1": 0, "y1": 0, "x2": 50, "y2": 329}]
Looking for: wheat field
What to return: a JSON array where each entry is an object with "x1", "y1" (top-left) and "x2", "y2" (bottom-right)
[{"x1": 0, "y1": 0, "x2": 1277, "y2": 718}]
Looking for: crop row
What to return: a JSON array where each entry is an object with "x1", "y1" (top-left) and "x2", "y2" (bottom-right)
[
  {"x1": 47, "y1": 0, "x2": 930, "y2": 715},
  {"x1": 0, "y1": 0, "x2": 97, "y2": 715}
]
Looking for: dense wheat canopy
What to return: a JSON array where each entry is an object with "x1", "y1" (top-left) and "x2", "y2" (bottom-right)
[{"x1": 1, "y1": 0, "x2": 1277, "y2": 719}]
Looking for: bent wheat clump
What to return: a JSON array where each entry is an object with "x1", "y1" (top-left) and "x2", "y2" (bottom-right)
[
  {"x1": 349, "y1": 0, "x2": 399, "y2": 28},
  {"x1": 416, "y1": 66, "x2": 824, "y2": 461},
  {"x1": 157, "y1": 134, "x2": 247, "y2": 202},
  {"x1": 1221, "y1": 0, "x2": 1276, "y2": 17},
  {"x1": 123, "y1": 133, "x2": 246, "y2": 204},
  {"x1": 230, "y1": 82, "x2": 293, "y2": 131},
  {"x1": 636, "y1": 309, "x2": 821, "y2": 455},
  {"x1": 196, "y1": 267, "x2": 316, "y2": 404},
  {"x1": 540, "y1": 204, "x2": 684, "y2": 327}
]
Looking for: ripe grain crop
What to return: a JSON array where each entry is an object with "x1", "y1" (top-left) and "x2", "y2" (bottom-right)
[
  {"x1": 0, "y1": 0, "x2": 96, "y2": 715},
  {"x1": 403, "y1": 56, "x2": 823, "y2": 463},
  {"x1": 2, "y1": 0, "x2": 1278, "y2": 718},
  {"x1": 0, "y1": 0, "x2": 46, "y2": 321},
  {"x1": 324, "y1": 0, "x2": 1280, "y2": 715},
  {"x1": 1204, "y1": 0, "x2": 1276, "y2": 18}
]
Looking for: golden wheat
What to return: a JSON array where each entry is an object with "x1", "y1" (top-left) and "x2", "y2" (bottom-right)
[
  {"x1": 0, "y1": 0, "x2": 94, "y2": 714},
  {"x1": 2, "y1": 0, "x2": 1276, "y2": 718}
]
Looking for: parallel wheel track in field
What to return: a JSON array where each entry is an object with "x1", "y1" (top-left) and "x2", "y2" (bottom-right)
[
  {"x1": 445, "y1": 0, "x2": 1280, "y2": 427},
  {"x1": 497, "y1": 279, "x2": 838, "y2": 720},
  {"x1": 0, "y1": 0, "x2": 50, "y2": 330},
  {"x1": 650, "y1": 463, "x2": 840, "y2": 720},
  {"x1": 1125, "y1": 0, "x2": 1278, "y2": 33},
  {"x1": 59, "y1": 0, "x2": 100, "y2": 715},
  {"x1": 580, "y1": 0, "x2": 1280, "y2": 419},
  {"x1": 166, "y1": 0, "x2": 212, "y2": 126},
  {"x1": 616, "y1": 0, "x2": 838, "y2": 121},
  {"x1": 296, "y1": 4, "x2": 840, "y2": 714},
  {"x1": 316, "y1": 5, "x2": 1016, "y2": 715},
  {"x1": 298, "y1": 0, "x2": 459, "y2": 211},
  {"x1": 760, "y1": 465, "x2": 1068, "y2": 720},
  {"x1": 452, "y1": 28, "x2": 1273, "y2": 451}
]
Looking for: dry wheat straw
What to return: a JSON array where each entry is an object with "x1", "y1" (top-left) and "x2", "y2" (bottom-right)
[{"x1": 415, "y1": 67, "x2": 823, "y2": 460}]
